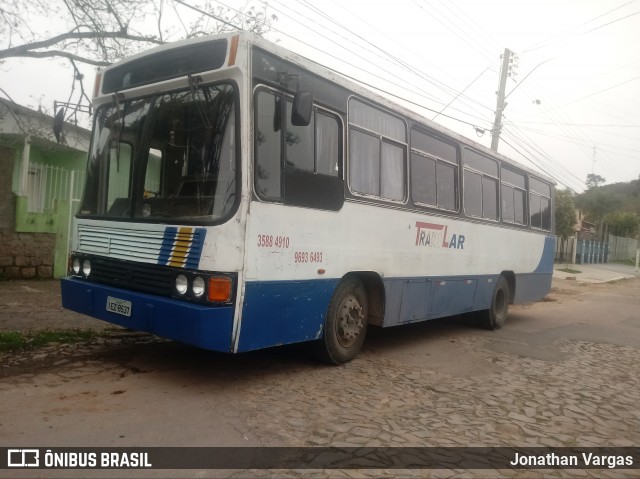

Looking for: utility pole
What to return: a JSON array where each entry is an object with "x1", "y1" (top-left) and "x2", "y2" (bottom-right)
[{"x1": 491, "y1": 48, "x2": 513, "y2": 151}]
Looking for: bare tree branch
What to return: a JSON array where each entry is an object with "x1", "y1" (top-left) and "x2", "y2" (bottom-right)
[
  {"x1": 0, "y1": 0, "x2": 276, "y2": 132},
  {"x1": 4, "y1": 49, "x2": 111, "y2": 66},
  {"x1": 0, "y1": 30, "x2": 164, "y2": 61}
]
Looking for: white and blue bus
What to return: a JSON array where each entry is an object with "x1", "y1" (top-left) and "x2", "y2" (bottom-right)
[{"x1": 61, "y1": 32, "x2": 555, "y2": 364}]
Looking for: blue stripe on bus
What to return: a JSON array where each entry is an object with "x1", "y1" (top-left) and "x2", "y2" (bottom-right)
[
  {"x1": 238, "y1": 270, "x2": 553, "y2": 352},
  {"x1": 238, "y1": 279, "x2": 339, "y2": 352},
  {"x1": 382, "y1": 275, "x2": 498, "y2": 327},
  {"x1": 534, "y1": 235, "x2": 556, "y2": 273},
  {"x1": 61, "y1": 270, "x2": 553, "y2": 354},
  {"x1": 157, "y1": 227, "x2": 177, "y2": 266},
  {"x1": 185, "y1": 228, "x2": 207, "y2": 269}
]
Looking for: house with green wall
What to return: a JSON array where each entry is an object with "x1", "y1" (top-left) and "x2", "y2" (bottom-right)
[{"x1": 0, "y1": 98, "x2": 91, "y2": 279}]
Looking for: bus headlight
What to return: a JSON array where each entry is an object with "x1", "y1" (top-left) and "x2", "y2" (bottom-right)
[
  {"x1": 175, "y1": 274, "x2": 188, "y2": 295},
  {"x1": 72, "y1": 257, "x2": 81, "y2": 275},
  {"x1": 192, "y1": 276, "x2": 205, "y2": 298},
  {"x1": 82, "y1": 259, "x2": 92, "y2": 277}
]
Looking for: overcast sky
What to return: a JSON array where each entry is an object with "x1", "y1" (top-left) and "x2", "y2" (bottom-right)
[{"x1": 2, "y1": 0, "x2": 639, "y2": 192}]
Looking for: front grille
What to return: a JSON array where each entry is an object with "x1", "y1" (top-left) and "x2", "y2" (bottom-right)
[
  {"x1": 74, "y1": 255, "x2": 237, "y2": 304},
  {"x1": 87, "y1": 256, "x2": 176, "y2": 297},
  {"x1": 77, "y1": 225, "x2": 167, "y2": 263}
]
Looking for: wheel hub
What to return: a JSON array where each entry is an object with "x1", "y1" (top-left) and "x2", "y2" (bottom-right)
[{"x1": 337, "y1": 295, "x2": 364, "y2": 346}]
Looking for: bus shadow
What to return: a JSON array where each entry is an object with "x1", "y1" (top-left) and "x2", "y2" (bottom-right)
[
  {"x1": 88, "y1": 311, "x2": 531, "y2": 386},
  {"x1": 364, "y1": 314, "x2": 478, "y2": 349},
  {"x1": 92, "y1": 334, "x2": 324, "y2": 385}
]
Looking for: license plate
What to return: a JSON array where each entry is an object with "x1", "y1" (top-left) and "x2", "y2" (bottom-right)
[{"x1": 106, "y1": 296, "x2": 132, "y2": 317}]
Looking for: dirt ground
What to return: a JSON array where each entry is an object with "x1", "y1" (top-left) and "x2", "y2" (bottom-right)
[{"x1": 0, "y1": 280, "x2": 112, "y2": 332}]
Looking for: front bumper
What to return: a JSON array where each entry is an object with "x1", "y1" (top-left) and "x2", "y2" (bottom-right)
[{"x1": 61, "y1": 277, "x2": 235, "y2": 352}]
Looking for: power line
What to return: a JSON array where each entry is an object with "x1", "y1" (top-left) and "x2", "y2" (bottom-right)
[
  {"x1": 507, "y1": 121, "x2": 640, "y2": 128},
  {"x1": 297, "y1": 0, "x2": 478, "y2": 103},
  {"x1": 265, "y1": 0, "x2": 445, "y2": 105},
  {"x1": 267, "y1": 0, "x2": 496, "y2": 125},
  {"x1": 523, "y1": 0, "x2": 640, "y2": 52},
  {"x1": 500, "y1": 134, "x2": 578, "y2": 192},
  {"x1": 503, "y1": 126, "x2": 586, "y2": 189},
  {"x1": 172, "y1": 0, "x2": 492, "y2": 133},
  {"x1": 558, "y1": 75, "x2": 640, "y2": 108},
  {"x1": 582, "y1": 10, "x2": 640, "y2": 35},
  {"x1": 432, "y1": 67, "x2": 490, "y2": 120},
  {"x1": 172, "y1": 0, "x2": 241, "y2": 30},
  {"x1": 508, "y1": 123, "x2": 640, "y2": 155},
  {"x1": 411, "y1": 0, "x2": 496, "y2": 65},
  {"x1": 303, "y1": 0, "x2": 496, "y2": 115}
]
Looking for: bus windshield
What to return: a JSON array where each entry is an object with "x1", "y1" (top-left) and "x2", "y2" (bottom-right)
[{"x1": 79, "y1": 82, "x2": 237, "y2": 223}]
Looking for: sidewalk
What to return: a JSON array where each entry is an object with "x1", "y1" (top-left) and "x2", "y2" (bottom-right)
[{"x1": 552, "y1": 262, "x2": 640, "y2": 284}]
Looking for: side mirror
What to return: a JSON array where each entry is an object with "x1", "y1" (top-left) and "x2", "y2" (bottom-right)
[{"x1": 291, "y1": 91, "x2": 313, "y2": 126}]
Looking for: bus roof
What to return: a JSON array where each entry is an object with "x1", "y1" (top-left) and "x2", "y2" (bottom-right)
[{"x1": 99, "y1": 30, "x2": 556, "y2": 186}]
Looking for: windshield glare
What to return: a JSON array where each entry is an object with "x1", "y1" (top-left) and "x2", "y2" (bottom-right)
[{"x1": 80, "y1": 83, "x2": 237, "y2": 222}]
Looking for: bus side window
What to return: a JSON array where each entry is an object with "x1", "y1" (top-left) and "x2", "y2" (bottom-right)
[
  {"x1": 254, "y1": 87, "x2": 343, "y2": 210},
  {"x1": 463, "y1": 149, "x2": 499, "y2": 221},
  {"x1": 348, "y1": 98, "x2": 407, "y2": 202},
  {"x1": 283, "y1": 102, "x2": 344, "y2": 210},
  {"x1": 255, "y1": 90, "x2": 283, "y2": 200},
  {"x1": 529, "y1": 177, "x2": 552, "y2": 231},
  {"x1": 501, "y1": 168, "x2": 526, "y2": 225},
  {"x1": 316, "y1": 112, "x2": 340, "y2": 176},
  {"x1": 410, "y1": 129, "x2": 458, "y2": 212}
]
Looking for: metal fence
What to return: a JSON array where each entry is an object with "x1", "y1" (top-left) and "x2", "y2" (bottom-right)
[
  {"x1": 555, "y1": 234, "x2": 639, "y2": 264},
  {"x1": 27, "y1": 163, "x2": 85, "y2": 213},
  {"x1": 555, "y1": 237, "x2": 575, "y2": 263},
  {"x1": 608, "y1": 234, "x2": 640, "y2": 262},
  {"x1": 575, "y1": 239, "x2": 608, "y2": 264}
]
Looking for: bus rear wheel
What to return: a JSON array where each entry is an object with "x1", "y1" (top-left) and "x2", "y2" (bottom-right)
[
  {"x1": 314, "y1": 276, "x2": 369, "y2": 364},
  {"x1": 479, "y1": 276, "x2": 509, "y2": 330}
]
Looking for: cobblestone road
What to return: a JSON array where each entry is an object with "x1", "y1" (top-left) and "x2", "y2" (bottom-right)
[{"x1": 1, "y1": 278, "x2": 639, "y2": 478}]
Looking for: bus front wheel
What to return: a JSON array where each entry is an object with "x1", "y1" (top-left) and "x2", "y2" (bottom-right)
[
  {"x1": 315, "y1": 276, "x2": 369, "y2": 364},
  {"x1": 479, "y1": 276, "x2": 509, "y2": 330}
]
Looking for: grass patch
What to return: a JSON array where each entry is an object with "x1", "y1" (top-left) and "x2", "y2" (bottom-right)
[
  {"x1": 556, "y1": 267, "x2": 582, "y2": 274},
  {"x1": 0, "y1": 329, "x2": 99, "y2": 353}
]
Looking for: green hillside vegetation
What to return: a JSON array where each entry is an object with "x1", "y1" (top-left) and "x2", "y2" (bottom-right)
[{"x1": 574, "y1": 175, "x2": 640, "y2": 238}]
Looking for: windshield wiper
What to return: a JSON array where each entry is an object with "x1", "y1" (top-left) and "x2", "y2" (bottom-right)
[
  {"x1": 110, "y1": 92, "x2": 126, "y2": 172},
  {"x1": 188, "y1": 74, "x2": 212, "y2": 129}
]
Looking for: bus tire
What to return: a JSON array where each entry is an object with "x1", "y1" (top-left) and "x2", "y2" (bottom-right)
[
  {"x1": 314, "y1": 276, "x2": 369, "y2": 364},
  {"x1": 479, "y1": 276, "x2": 509, "y2": 330}
]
